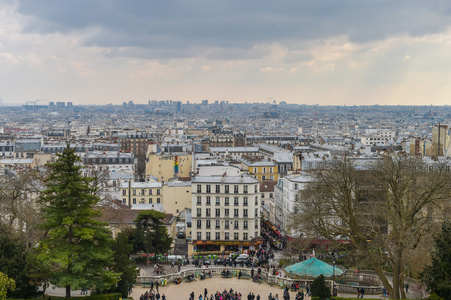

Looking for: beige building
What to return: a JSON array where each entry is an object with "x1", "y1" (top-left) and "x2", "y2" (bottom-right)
[
  {"x1": 145, "y1": 147, "x2": 192, "y2": 181},
  {"x1": 120, "y1": 180, "x2": 192, "y2": 216}
]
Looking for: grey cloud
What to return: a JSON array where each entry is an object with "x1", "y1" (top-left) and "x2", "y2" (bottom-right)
[{"x1": 14, "y1": 0, "x2": 451, "y2": 59}]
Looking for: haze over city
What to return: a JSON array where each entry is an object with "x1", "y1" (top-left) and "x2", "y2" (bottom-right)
[{"x1": 2, "y1": 1, "x2": 451, "y2": 106}]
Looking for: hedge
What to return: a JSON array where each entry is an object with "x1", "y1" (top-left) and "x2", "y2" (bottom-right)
[{"x1": 8, "y1": 293, "x2": 123, "y2": 300}]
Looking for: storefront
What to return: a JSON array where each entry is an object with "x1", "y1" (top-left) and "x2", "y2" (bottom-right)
[{"x1": 191, "y1": 240, "x2": 263, "y2": 254}]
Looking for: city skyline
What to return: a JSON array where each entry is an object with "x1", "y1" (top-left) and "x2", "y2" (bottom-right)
[{"x1": 2, "y1": 1, "x2": 451, "y2": 106}]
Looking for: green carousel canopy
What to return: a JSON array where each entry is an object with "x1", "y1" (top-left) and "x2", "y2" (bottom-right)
[{"x1": 285, "y1": 257, "x2": 343, "y2": 278}]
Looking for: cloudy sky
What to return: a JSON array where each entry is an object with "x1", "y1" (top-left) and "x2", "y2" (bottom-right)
[{"x1": 2, "y1": 0, "x2": 451, "y2": 106}]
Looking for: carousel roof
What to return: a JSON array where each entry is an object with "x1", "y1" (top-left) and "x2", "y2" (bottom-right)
[{"x1": 285, "y1": 257, "x2": 343, "y2": 278}]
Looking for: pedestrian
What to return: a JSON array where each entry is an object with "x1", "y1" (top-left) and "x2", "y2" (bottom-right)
[
  {"x1": 171, "y1": 260, "x2": 175, "y2": 269},
  {"x1": 161, "y1": 295, "x2": 166, "y2": 300},
  {"x1": 199, "y1": 294, "x2": 203, "y2": 300},
  {"x1": 205, "y1": 288, "x2": 208, "y2": 299},
  {"x1": 178, "y1": 264, "x2": 181, "y2": 272},
  {"x1": 268, "y1": 293, "x2": 273, "y2": 300},
  {"x1": 155, "y1": 280, "x2": 159, "y2": 293},
  {"x1": 405, "y1": 283, "x2": 409, "y2": 294},
  {"x1": 360, "y1": 287, "x2": 365, "y2": 298}
]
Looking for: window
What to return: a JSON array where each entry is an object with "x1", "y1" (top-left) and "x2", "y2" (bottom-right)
[
  {"x1": 122, "y1": 198, "x2": 126, "y2": 204},
  {"x1": 294, "y1": 183, "x2": 298, "y2": 190},
  {"x1": 234, "y1": 233, "x2": 239, "y2": 240},
  {"x1": 225, "y1": 185, "x2": 229, "y2": 193},
  {"x1": 234, "y1": 220, "x2": 239, "y2": 229},
  {"x1": 206, "y1": 232, "x2": 211, "y2": 240},
  {"x1": 225, "y1": 209, "x2": 229, "y2": 217},
  {"x1": 196, "y1": 220, "x2": 202, "y2": 228},
  {"x1": 206, "y1": 208, "x2": 211, "y2": 217},
  {"x1": 157, "y1": 198, "x2": 160, "y2": 203},
  {"x1": 215, "y1": 185, "x2": 220, "y2": 193},
  {"x1": 254, "y1": 185, "x2": 258, "y2": 193},
  {"x1": 225, "y1": 232, "x2": 229, "y2": 240},
  {"x1": 132, "y1": 198, "x2": 136, "y2": 204},
  {"x1": 216, "y1": 197, "x2": 220, "y2": 206},
  {"x1": 225, "y1": 222, "x2": 229, "y2": 229},
  {"x1": 140, "y1": 198, "x2": 145, "y2": 204},
  {"x1": 197, "y1": 232, "x2": 202, "y2": 240},
  {"x1": 270, "y1": 193, "x2": 273, "y2": 198},
  {"x1": 244, "y1": 220, "x2": 248, "y2": 229},
  {"x1": 255, "y1": 221, "x2": 259, "y2": 229},
  {"x1": 149, "y1": 189, "x2": 153, "y2": 195},
  {"x1": 255, "y1": 197, "x2": 258, "y2": 205},
  {"x1": 255, "y1": 232, "x2": 258, "y2": 239},
  {"x1": 215, "y1": 220, "x2": 220, "y2": 229},
  {"x1": 243, "y1": 209, "x2": 248, "y2": 217},
  {"x1": 234, "y1": 209, "x2": 239, "y2": 217},
  {"x1": 234, "y1": 197, "x2": 239, "y2": 206},
  {"x1": 243, "y1": 197, "x2": 248, "y2": 206},
  {"x1": 197, "y1": 196, "x2": 201, "y2": 205},
  {"x1": 255, "y1": 208, "x2": 258, "y2": 217},
  {"x1": 234, "y1": 185, "x2": 239, "y2": 194},
  {"x1": 206, "y1": 220, "x2": 211, "y2": 229},
  {"x1": 197, "y1": 208, "x2": 201, "y2": 217},
  {"x1": 243, "y1": 233, "x2": 248, "y2": 240},
  {"x1": 243, "y1": 185, "x2": 248, "y2": 194},
  {"x1": 197, "y1": 185, "x2": 202, "y2": 193},
  {"x1": 133, "y1": 189, "x2": 136, "y2": 195},
  {"x1": 261, "y1": 193, "x2": 264, "y2": 198},
  {"x1": 122, "y1": 189, "x2": 126, "y2": 196},
  {"x1": 206, "y1": 196, "x2": 211, "y2": 205},
  {"x1": 157, "y1": 189, "x2": 160, "y2": 195},
  {"x1": 225, "y1": 197, "x2": 229, "y2": 206},
  {"x1": 141, "y1": 189, "x2": 145, "y2": 195},
  {"x1": 215, "y1": 209, "x2": 220, "y2": 217},
  {"x1": 216, "y1": 232, "x2": 220, "y2": 240},
  {"x1": 206, "y1": 185, "x2": 211, "y2": 193}
]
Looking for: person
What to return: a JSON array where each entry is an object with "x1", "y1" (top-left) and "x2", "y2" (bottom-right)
[
  {"x1": 268, "y1": 293, "x2": 273, "y2": 300},
  {"x1": 274, "y1": 294, "x2": 279, "y2": 300},
  {"x1": 155, "y1": 280, "x2": 159, "y2": 292},
  {"x1": 156, "y1": 292, "x2": 160, "y2": 300},
  {"x1": 405, "y1": 283, "x2": 409, "y2": 294},
  {"x1": 162, "y1": 295, "x2": 166, "y2": 300},
  {"x1": 178, "y1": 264, "x2": 181, "y2": 272},
  {"x1": 190, "y1": 291, "x2": 195, "y2": 300},
  {"x1": 199, "y1": 294, "x2": 203, "y2": 300},
  {"x1": 360, "y1": 287, "x2": 365, "y2": 298},
  {"x1": 205, "y1": 288, "x2": 208, "y2": 299},
  {"x1": 357, "y1": 288, "x2": 361, "y2": 298}
]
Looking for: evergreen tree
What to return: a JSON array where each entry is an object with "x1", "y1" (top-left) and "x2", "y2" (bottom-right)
[
  {"x1": 134, "y1": 210, "x2": 173, "y2": 265},
  {"x1": 110, "y1": 230, "x2": 137, "y2": 298},
  {"x1": 311, "y1": 274, "x2": 331, "y2": 300},
  {"x1": 38, "y1": 145, "x2": 119, "y2": 298},
  {"x1": 421, "y1": 222, "x2": 451, "y2": 300}
]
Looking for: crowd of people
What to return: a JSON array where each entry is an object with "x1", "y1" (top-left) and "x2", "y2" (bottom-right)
[
  {"x1": 188, "y1": 288, "x2": 262, "y2": 300},
  {"x1": 139, "y1": 289, "x2": 166, "y2": 300}
]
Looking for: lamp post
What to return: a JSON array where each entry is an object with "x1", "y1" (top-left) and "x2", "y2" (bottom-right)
[{"x1": 332, "y1": 259, "x2": 336, "y2": 296}]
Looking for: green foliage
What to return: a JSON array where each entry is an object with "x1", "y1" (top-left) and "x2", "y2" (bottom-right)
[
  {"x1": 421, "y1": 222, "x2": 451, "y2": 300},
  {"x1": 133, "y1": 210, "x2": 173, "y2": 265},
  {"x1": 311, "y1": 274, "x2": 331, "y2": 299},
  {"x1": 0, "y1": 271, "x2": 15, "y2": 300},
  {"x1": 0, "y1": 226, "x2": 38, "y2": 298},
  {"x1": 7, "y1": 293, "x2": 122, "y2": 300},
  {"x1": 109, "y1": 230, "x2": 136, "y2": 298},
  {"x1": 37, "y1": 145, "x2": 120, "y2": 297}
]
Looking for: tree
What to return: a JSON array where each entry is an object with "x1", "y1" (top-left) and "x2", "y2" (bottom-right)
[
  {"x1": 37, "y1": 145, "x2": 120, "y2": 298},
  {"x1": 133, "y1": 210, "x2": 173, "y2": 265},
  {"x1": 421, "y1": 222, "x2": 451, "y2": 299},
  {"x1": 0, "y1": 225, "x2": 38, "y2": 298},
  {"x1": 0, "y1": 271, "x2": 15, "y2": 300},
  {"x1": 311, "y1": 274, "x2": 331, "y2": 299},
  {"x1": 109, "y1": 230, "x2": 137, "y2": 298},
  {"x1": 293, "y1": 156, "x2": 451, "y2": 299}
]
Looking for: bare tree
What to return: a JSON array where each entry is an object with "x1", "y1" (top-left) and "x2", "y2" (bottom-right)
[{"x1": 292, "y1": 155, "x2": 451, "y2": 299}]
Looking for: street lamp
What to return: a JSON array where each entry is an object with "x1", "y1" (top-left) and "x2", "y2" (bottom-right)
[{"x1": 332, "y1": 259, "x2": 336, "y2": 296}]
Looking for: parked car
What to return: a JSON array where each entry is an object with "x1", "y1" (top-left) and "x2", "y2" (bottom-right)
[
  {"x1": 235, "y1": 256, "x2": 247, "y2": 263},
  {"x1": 214, "y1": 258, "x2": 226, "y2": 265},
  {"x1": 177, "y1": 232, "x2": 185, "y2": 239},
  {"x1": 229, "y1": 252, "x2": 242, "y2": 259}
]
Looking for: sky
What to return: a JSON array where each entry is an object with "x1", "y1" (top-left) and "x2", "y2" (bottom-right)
[{"x1": 2, "y1": 1, "x2": 451, "y2": 106}]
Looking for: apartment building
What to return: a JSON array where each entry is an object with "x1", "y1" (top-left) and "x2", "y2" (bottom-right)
[{"x1": 191, "y1": 165, "x2": 261, "y2": 253}]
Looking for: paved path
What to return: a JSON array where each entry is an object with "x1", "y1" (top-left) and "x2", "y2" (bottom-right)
[{"x1": 130, "y1": 277, "x2": 311, "y2": 300}]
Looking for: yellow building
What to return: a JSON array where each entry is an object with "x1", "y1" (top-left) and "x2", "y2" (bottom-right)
[
  {"x1": 119, "y1": 180, "x2": 192, "y2": 216},
  {"x1": 240, "y1": 159, "x2": 279, "y2": 182},
  {"x1": 145, "y1": 149, "x2": 192, "y2": 181}
]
